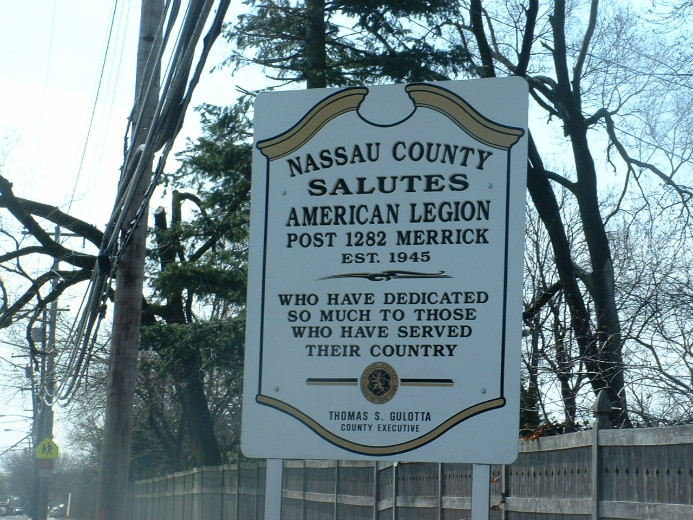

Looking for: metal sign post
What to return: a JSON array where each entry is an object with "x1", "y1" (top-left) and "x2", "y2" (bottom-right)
[
  {"x1": 264, "y1": 459, "x2": 284, "y2": 519},
  {"x1": 472, "y1": 464, "x2": 491, "y2": 520}
]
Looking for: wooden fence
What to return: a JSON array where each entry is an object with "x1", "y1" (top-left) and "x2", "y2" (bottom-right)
[
  {"x1": 129, "y1": 424, "x2": 693, "y2": 520},
  {"x1": 129, "y1": 462, "x2": 266, "y2": 520}
]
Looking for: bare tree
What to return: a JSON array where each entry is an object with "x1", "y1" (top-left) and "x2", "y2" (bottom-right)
[
  {"x1": 459, "y1": 0, "x2": 693, "y2": 427},
  {"x1": 523, "y1": 193, "x2": 591, "y2": 429},
  {"x1": 611, "y1": 201, "x2": 693, "y2": 425}
]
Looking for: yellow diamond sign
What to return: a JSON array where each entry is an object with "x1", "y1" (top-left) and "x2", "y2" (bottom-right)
[{"x1": 36, "y1": 437, "x2": 59, "y2": 459}]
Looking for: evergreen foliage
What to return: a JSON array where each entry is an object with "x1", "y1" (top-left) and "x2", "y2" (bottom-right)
[{"x1": 226, "y1": 0, "x2": 474, "y2": 86}]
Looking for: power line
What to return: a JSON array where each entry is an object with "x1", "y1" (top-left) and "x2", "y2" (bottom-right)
[
  {"x1": 0, "y1": 433, "x2": 32, "y2": 458},
  {"x1": 45, "y1": 0, "x2": 177, "y2": 405},
  {"x1": 96, "y1": 2, "x2": 133, "y2": 170},
  {"x1": 45, "y1": 0, "x2": 232, "y2": 405},
  {"x1": 33, "y1": 0, "x2": 57, "y2": 175},
  {"x1": 68, "y1": 0, "x2": 122, "y2": 214}
]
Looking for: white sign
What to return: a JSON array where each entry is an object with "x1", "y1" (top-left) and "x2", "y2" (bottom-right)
[{"x1": 242, "y1": 79, "x2": 528, "y2": 463}]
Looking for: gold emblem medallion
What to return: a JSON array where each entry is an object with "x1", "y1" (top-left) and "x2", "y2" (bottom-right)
[{"x1": 360, "y1": 362, "x2": 399, "y2": 404}]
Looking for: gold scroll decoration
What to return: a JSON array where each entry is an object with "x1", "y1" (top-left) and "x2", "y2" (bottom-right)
[
  {"x1": 256, "y1": 83, "x2": 524, "y2": 161},
  {"x1": 405, "y1": 83, "x2": 524, "y2": 150},
  {"x1": 257, "y1": 87, "x2": 368, "y2": 161},
  {"x1": 257, "y1": 394, "x2": 506, "y2": 456}
]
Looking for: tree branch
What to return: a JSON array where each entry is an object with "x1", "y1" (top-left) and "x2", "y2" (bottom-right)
[
  {"x1": 469, "y1": 0, "x2": 495, "y2": 77},
  {"x1": 572, "y1": 0, "x2": 599, "y2": 107},
  {"x1": 0, "y1": 269, "x2": 92, "y2": 329},
  {"x1": 604, "y1": 113, "x2": 693, "y2": 204},
  {"x1": 523, "y1": 281, "x2": 563, "y2": 323},
  {"x1": 0, "y1": 174, "x2": 97, "y2": 269},
  {"x1": 516, "y1": 0, "x2": 538, "y2": 76}
]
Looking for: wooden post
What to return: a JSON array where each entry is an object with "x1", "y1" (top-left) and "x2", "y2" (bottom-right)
[
  {"x1": 501, "y1": 464, "x2": 509, "y2": 520},
  {"x1": 334, "y1": 461, "x2": 340, "y2": 519},
  {"x1": 94, "y1": 1, "x2": 161, "y2": 518},
  {"x1": 437, "y1": 463, "x2": 443, "y2": 518},
  {"x1": 255, "y1": 463, "x2": 259, "y2": 519},
  {"x1": 472, "y1": 464, "x2": 491, "y2": 520},
  {"x1": 235, "y1": 464, "x2": 240, "y2": 520},
  {"x1": 302, "y1": 460, "x2": 307, "y2": 520},
  {"x1": 392, "y1": 462, "x2": 398, "y2": 520},
  {"x1": 592, "y1": 390, "x2": 612, "y2": 520},
  {"x1": 373, "y1": 462, "x2": 379, "y2": 520}
]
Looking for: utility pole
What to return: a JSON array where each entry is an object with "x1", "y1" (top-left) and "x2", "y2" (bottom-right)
[
  {"x1": 31, "y1": 226, "x2": 60, "y2": 520},
  {"x1": 94, "y1": 1, "x2": 162, "y2": 519},
  {"x1": 30, "y1": 314, "x2": 49, "y2": 520}
]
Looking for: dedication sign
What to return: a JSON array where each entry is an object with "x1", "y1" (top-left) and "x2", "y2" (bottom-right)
[{"x1": 242, "y1": 78, "x2": 528, "y2": 463}]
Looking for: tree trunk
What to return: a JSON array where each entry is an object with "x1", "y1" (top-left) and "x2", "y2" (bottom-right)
[
  {"x1": 549, "y1": 0, "x2": 631, "y2": 427},
  {"x1": 153, "y1": 199, "x2": 222, "y2": 467},
  {"x1": 305, "y1": 0, "x2": 327, "y2": 88},
  {"x1": 179, "y1": 351, "x2": 222, "y2": 466}
]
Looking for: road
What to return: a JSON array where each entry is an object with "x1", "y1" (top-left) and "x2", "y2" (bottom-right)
[{"x1": 2, "y1": 516, "x2": 62, "y2": 520}]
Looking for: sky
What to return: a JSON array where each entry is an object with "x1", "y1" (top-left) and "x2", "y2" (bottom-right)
[
  {"x1": 0, "y1": 0, "x2": 253, "y2": 461},
  {"x1": 2, "y1": 1, "x2": 137, "y2": 224},
  {"x1": 0, "y1": 0, "x2": 550, "y2": 461},
  {"x1": 0, "y1": 0, "x2": 680, "y2": 462},
  {"x1": 0, "y1": 0, "x2": 248, "y2": 225}
]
